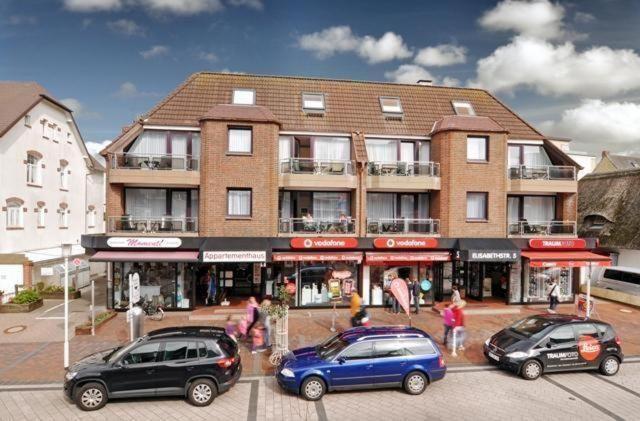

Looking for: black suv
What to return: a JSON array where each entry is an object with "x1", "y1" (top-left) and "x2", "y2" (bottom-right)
[
  {"x1": 484, "y1": 314, "x2": 623, "y2": 380},
  {"x1": 64, "y1": 326, "x2": 242, "y2": 411}
]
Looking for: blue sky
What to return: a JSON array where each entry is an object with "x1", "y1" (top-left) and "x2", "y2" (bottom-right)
[{"x1": 2, "y1": 0, "x2": 640, "y2": 156}]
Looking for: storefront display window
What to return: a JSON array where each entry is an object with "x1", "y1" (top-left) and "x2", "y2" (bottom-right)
[
  {"x1": 509, "y1": 260, "x2": 522, "y2": 303},
  {"x1": 296, "y1": 261, "x2": 358, "y2": 307},
  {"x1": 524, "y1": 265, "x2": 573, "y2": 303},
  {"x1": 370, "y1": 265, "x2": 427, "y2": 307}
]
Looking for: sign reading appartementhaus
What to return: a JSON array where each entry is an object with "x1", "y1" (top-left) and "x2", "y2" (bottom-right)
[{"x1": 202, "y1": 251, "x2": 267, "y2": 263}]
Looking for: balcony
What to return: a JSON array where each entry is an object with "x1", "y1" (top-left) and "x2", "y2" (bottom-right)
[
  {"x1": 278, "y1": 158, "x2": 357, "y2": 189},
  {"x1": 108, "y1": 216, "x2": 198, "y2": 235},
  {"x1": 367, "y1": 218, "x2": 440, "y2": 236},
  {"x1": 507, "y1": 220, "x2": 577, "y2": 237},
  {"x1": 508, "y1": 165, "x2": 577, "y2": 193},
  {"x1": 278, "y1": 217, "x2": 356, "y2": 236},
  {"x1": 366, "y1": 161, "x2": 441, "y2": 191},
  {"x1": 108, "y1": 153, "x2": 200, "y2": 187}
]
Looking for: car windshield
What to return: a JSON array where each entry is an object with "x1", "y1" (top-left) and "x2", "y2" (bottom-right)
[
  {"x1": 102, "y1": 346, "x2": 122, "y2": 362},
  {"x1": 317, "y1": 338, "x2": 349, "y2": 360},
  {"x1": 108, "y1": 337, "x2": 145, "y2": 363},
  {"x1": 509, "y1": 317, "x2": 556, "y2": 339}
]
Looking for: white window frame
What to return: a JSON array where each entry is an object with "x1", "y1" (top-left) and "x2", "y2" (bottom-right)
[
  {"x1": 6, "y1": 203, "x2": 24, "y2": 228},
  {"x1": 452, "y1": 100, "x2": 476, "y2": 116},
  {"x1": 302, "y1": 93, "x2": 326, "y2": 111},
  {"x1": 227, "y1": 189, "x2": 251, "y2": 217},
  {"x1": 37, "y1": 206, "x2": 46, "y2": 228},
  {"x1": 379, "y1": 96, "x2": 403, "y2": 114},
  {"x1": 228, "y1": 127, "x2": 252, "y2": 154},
  {"x1": 466, "y1": 192, "x2": 488, "y2": 221},
  {"x1": 59, "y1": 164, "x2": 69, "y2": 190},
  {"x1": 26, "y1": 154, "x2": 41, "y2": 185},
  {"x1": 467, "y1": 136, "x2": 488, "y2": 162},
  {"x1": 232, "y1": 88, "x2": 255, "y2": 105},
  {"x1": 58, "y1": 208, "x2": 68, "y2": 228}
]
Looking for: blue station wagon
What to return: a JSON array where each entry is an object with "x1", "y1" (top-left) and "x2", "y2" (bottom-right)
[{"x1": 276, "y1": 326, "x2": 446, "y2": 400}]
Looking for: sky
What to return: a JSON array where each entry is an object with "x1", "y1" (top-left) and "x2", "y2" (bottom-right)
[{"x1": 2, "y1": 0, "x2": 640, "y2": 157}]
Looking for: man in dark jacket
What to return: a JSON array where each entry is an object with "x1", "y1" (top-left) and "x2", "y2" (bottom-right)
[{"x1": 411, "y1": 278, "x2": 421, "y2": 314}]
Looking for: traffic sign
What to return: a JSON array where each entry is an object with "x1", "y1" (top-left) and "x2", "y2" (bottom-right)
[
  {"x1": 72, "y1": 258, "x2": 82, "y2": 267},
  {"x1": 130, "y1": 273, "x2": 141, "y2": 303}
]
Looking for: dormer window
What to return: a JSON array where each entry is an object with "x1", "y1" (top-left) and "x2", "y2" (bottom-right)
[
  {"x1": 452, "y1": 100, "x2": 475, "y2": 116},
  {"x1": 379, "y1": 97, "x2": 403, "y2": 114},
  {"x1": 302, "y1": 93, "x2": 325, "y2": 111},
  {"x1": 232, "y1": 88, "x2": 255, "y2": 105}
]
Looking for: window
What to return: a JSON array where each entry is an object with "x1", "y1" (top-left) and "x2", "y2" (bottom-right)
[
  {"x1": 58, "y1": 206, "x2": 68, "y2": 228},
  {"x1": 54, "y1": 127, "x2": 61, "y2": 142},
  {"x1": 24, "y1": 114, "x2": 31, "y2": 127},
  {"x1": 547, "y1": 326, "x2": 576, "y2": 346},
  {"x1": 59, "y1": 163, "x2": 69, "y2": 190},
  {"x1": 227, "y1": 189, "x2": 251, "y2": 217},
  {"x1": 228, "y1": 128, "x2": 252, "y2": 154},
  {"x1": 37, "y1": 205, "x2": 46, "y2": 227},
  {"x1": 87, "y1": 208, "x2": 96, "y2": 228},
  {"x1": 162, "y1": 341, "x2": 189, "y2": 361},
  {"x1": 302, "y1": 93, "x2": 325, "y2": 111},
  {"x1": 123, "y1": 343, "x2": 160, "y2": 365},
  {"x1": 466, "y1": 192, "x2": 487, "y2": 220},
  {"x1": 467, "y1": 136, "x2": 488, "y2": 161},
  {"x1": 379, "y1": 96, "x2": 403, "y2": 114},
  {"x1": 403, "y1": 339, "x2": 436, "y2": 356},
  {"x1": 452, "y1": 100, "x2": 475, "y2": 116},
  {"x1": 373, "y1": 340, "x2": 405, "y2": 358},
  {"x1": 66, "y1": 132, "x2": 72, "y2": 143},
  {"x1": 26, "y1": 153, "x2": 41, "y2": 185},
  {"x1": 232, "y1": 88, "x2": 255, "y2": 105},
  {"x1": 6, "y1": 201, "x2": 24, "y2": 228},
  {"x1": 340, "y1": 342, "x2": 373, "y2": 360},
  {"x1": 574, "y1": 324, "x2": 599, "y2": 340}
]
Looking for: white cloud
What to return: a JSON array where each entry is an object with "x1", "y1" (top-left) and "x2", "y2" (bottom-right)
[
  {"x1": 138, "y1": 0, "x2": 223, "y2": 15},
  {"x1": 574, "y1": 11, "x2": 595, "y2": 24},
  {"x1": 414, "y1": 44, "x2": 467, "y2": 67},
  {"x1": 228, "y1": 0, "x2": 263, "y2": 10},
  {"x1": 384, "y1": 64, "x2": 434, "y2": 84},
  {"x1": 7, "y1": 15, "x2": 38, "y2": 25},
  {"x1": 86, "y1": 140, "x2": 112, "y2": 156},
  {"x1": 198, "y1": 51, "x2": 218, "y2": 62},
  {"x1": 107, "y1": 19, "x2": 145, "y2": 36},
  {"x1": 298, "y1": 26, "x2": 412, "y2": 64},
  {"x1": 539, "y1": 99, "x2": 640, "y2": 152},
  {"x1": 60, "y1": 98, "x2": 100, "y2": 118},
  {"x1": 63, "y1": 0, "x2": 123, "y2": 12},
  {"x1": 140, "y1": 45, "x2": 170, "y2": 59},
  {"x1": 113, "y1": 82, "x2": 158, "y2": 99},
  {"x1": 479, "y1": 0, "x2": 565, "y2": 40},
  {"x1": 441, "y1": 77, "x2": 461, "y2": 87},
  {"x1": 471, "y1": 35, "x2": 640, "y2": 97}
]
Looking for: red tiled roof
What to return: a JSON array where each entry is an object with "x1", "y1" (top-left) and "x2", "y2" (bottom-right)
[
  {"x1": 430, "y1": 115, "x2": 507, "y2": 135},
  {"x1": 200, "y1": 104, "x2": 280, "y2": 125}
]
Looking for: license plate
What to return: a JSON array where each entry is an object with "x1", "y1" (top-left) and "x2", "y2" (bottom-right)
[{"x1": 488, "y1": 352, "x2": 499, "y2": 361}]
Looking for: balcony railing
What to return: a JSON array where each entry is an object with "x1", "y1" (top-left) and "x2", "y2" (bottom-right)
[
  {"x1": 109, "y1": 153, "x2": 199, "y2": 171},
  {"x1": 508, "y1": 220, "x2": 577, "y2": 236},
  {"x1": 367, "y1": 218, "x2": 440, "y2": 235},
  {"x1": 508, "y1": 165, "x2": 575, "y2": 181},
  {"x1": 108, "y1": 216, "x2": 198, "y2": 233},
  {"x1": 279, "y1": 217, "x2": 356, "y2": 234},
  {"x1": 279, "y1": 158, "x2": 354, "y2": 175},
  {"x1": 367, "y1": 161, "x2": 440, "y2": 177}
]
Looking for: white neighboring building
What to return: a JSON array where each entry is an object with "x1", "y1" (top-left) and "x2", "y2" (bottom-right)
[
  {"x1": 0, "y1": 82, "x2": 105, "y2": 300},
  {"x1": 548, "y1": 137, "x2": 597, "y2": 179}
]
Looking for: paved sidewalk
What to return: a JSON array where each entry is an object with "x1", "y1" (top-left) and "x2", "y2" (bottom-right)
[{"x1": 0, "y1": 297, "x2": 638, "y2": 385}]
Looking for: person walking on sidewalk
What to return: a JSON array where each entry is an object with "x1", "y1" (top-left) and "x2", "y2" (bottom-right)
[
  {"x1": 547, "y1": 279, "x2": 560, "y2": 313},
  {"x1": 451, "y1": 300, "x2": 466, "y2": 357},
  {"x1": 411, "y1": 277, "x2": 421, "y2": 314},
  {"x1": 246, "y1": 296, "x2": 260, "y2": 338},
  {"x1": 442, "y1": 303, "x2": 455, "y2": 347},
  {"x1": 259, "y1": 299, "x2": 272, "y2": 348},
  {"x1": 451, "y1": 285, "x2": 461, "y2": 306}
]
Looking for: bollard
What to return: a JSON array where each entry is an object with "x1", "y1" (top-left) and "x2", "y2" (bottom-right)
[{"x1": 131, "y1": 305, "x2": 145, "y2": 339}]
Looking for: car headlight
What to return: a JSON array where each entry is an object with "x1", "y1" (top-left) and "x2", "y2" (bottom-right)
[
  {"x1": 65, "y1": 371, "x2": 78, "y2": 381},
  {"x1": 280, "y1": 368, "x2": 295, "y2": 378},
  {"x1": 505, "y1": 351, "x2": 529, "y2": 359},
  {"x1": 484, "y1": 338, "x2": 490, "y2": 346}
]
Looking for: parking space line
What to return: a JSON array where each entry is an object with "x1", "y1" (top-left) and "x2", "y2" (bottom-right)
[
  {"x1": 543, "y1": 376, "x2": 624, "y2": 421},
  {"x1": 315, "y1": 399, "x2": 328, "y2": 421},
  {"x1": 239, "y1": 379, "x2": 259, "y2": 421},
  {"x1": 590, "y1": 373, "x2": 640, "y2": 399},
  {"x1": 39, "y1": 300, "x2": 76, "y2": 315}
]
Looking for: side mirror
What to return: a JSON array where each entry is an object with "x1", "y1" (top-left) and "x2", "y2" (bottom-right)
[
  {"x1": 337, "y1": 357, "x2": 346, "y2": 365},
  {"x1": 546, "y1": 342, "x2": 552, "y2": 349}
]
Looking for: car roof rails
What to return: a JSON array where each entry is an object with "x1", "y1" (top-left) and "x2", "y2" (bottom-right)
[
  {"x1": 147, "y1": 326, "x2": 226, "y2": 338},
  {"x1": 355, "y1": 332, "x2": 426, "y2": 342}
]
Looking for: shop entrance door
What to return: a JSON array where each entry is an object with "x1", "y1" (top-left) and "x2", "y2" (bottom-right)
[
  {"x1": 218, "y1": 263, "x2": 255, "y2": 298},
  {"x1": 466, "y1": 262, "x2": 484, "y2": 301}
]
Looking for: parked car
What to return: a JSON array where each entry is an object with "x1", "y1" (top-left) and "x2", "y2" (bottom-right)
[
  {"x1": 276, "y1": 326, "x2": 446, "y2": 400},
  {"x1": 64, "y1": 326, "x2": 241, "y2": 411},
  {"x1": 595, "y1": 266, "x2": 640, "y2": 295},
  {"x1": 484, "y1": 314, "x2": 623, "y2": 380}
]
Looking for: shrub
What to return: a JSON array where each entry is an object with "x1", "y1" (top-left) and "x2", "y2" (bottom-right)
[
  {"x1": 42, "y1": 285, "x2": 76, "y2": 294},
  {"x1": 12, "y1": 290, "x2": 41, "y2": 304}
]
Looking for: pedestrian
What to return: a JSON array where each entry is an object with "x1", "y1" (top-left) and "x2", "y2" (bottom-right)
[
  {"x1": 237, "y1": 316, "x2": 248, "y2": 340},
  {"x1": 442, "y1": 303, "x2": 455, "y2": 346},
  {"x1": 225, "y1": 315, "x2": 237, "y2": 342},
  {"x1": 207, "y1": 269, "x2": 217, "y2": 306},
  {"x1": 350, "y1": 292, "x2": 362, "y2": 326},
  {"x1": 451, "y1": 284, "x2": 461, "y2": 306},
  {"x1": 411, "y1": 277, "x2": 420, "y2": 314},
  {"x1": 259, "y1": 299, "x2": 272, "y2": 348},
  {"x1": 246, "y1": 296, "x2": 260, "y2": 337},
  {"x1": 251, "y1": 322, "x2": 266, "y2": 354},
  {"x1": 547, "y1": 279, "x2": 559, "y2": 313},
  {"x1": 451, "y1": 301, "x2": 466, "y2": 357}
]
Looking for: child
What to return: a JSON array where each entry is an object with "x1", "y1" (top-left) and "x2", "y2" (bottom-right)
[
  {"x1": 251, "y1": 322, "x2": 266, "y2": 354},
  {"x1": 237, "y1": 316, "x2": 248, "y2": 340},
  {"x1": 442, "y1": 303, "x2": 455, "y2": 347},
  {"x1": 225, "y1": 315, "x2": 237, "y2": 342}
]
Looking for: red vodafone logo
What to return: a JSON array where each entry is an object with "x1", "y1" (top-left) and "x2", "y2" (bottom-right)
[
  {"x1": 578, "y1": 336, "x2": 601, "y2": 361},
  {"x1": 373, "y1": 237, "x2": 438, "y2": 249},
  {"x1": 290, "y1": 238, "x2": 358, "y2": 249}
]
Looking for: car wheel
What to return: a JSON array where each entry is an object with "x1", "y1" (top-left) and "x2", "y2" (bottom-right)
[
  {"x1": 301, "y1": 376, "x2": 325, "y2": 401},
  {"x1": 520, "y1": 360, "x2": 542, "y2": 380},
  {"x1": 600, "y1": 356, "x2": 620, "y2": 376},
  {"x1": 74, "y1": 382, "x2": 108, "y2": 411},
  {"x1": 403, "y1": 371, "x2": 428, "y2": 395},
  {"x1": 187, "y1": 379, "x2": 217, "y2": 407}
]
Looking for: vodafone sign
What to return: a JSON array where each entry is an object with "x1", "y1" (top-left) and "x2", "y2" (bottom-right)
[
  {"x1": 528, "y1": 238, "x2": 586, "y2": 250},
  {"x1": 373, "y1": 237, "x2": 438, "y2": 249},
  {"x1": 290, "y1": 238, "x2": 358, "y2": 249}
]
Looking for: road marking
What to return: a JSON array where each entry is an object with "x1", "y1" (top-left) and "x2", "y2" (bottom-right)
[
  {"x1": 35, "y1": 316, "x2": 65, "y2": 320},
  {"x1": 315, "y1": 399, "x2": 328, "y2": 421},
  {"x1": 38, "y1": 300, "x2": 77, "y2": 315},
  {"x1": 543, "y1": 376, "x2": 624, "y2": 421},
  {"x1": 0, "y1": 342, "x2": 51, "y2": 375},
  {"x1": 240, "y1": 379, "x2": 259, "y2": 421},
  {"x1": 0, "y1": 384, "x2": 61, "y2": 392},
  {"x1": 590, "y1": 373, "x2": 640, "y2": 399}
]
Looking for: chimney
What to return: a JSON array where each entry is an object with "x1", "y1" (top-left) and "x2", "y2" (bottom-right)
[{"x1": 417, "y1": 79, "x2": 432, "y2": 86}]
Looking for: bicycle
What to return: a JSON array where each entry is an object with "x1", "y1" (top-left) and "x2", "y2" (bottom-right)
[{"x1": 141, "y1": 300, "x2": 164, "y2": 321}]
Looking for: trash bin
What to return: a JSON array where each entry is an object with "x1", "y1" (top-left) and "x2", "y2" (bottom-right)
[{"x1": 131, "y1": 305, "x2": 144, "y2": 339}]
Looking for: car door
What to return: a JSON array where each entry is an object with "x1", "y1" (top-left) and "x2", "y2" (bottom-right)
[
  {"x1": 538, "y1": 325, "x2": 579, "y2": 371},
  {"x1": 106, "y1": 342, "x2": 162, "y2": 397},
  {"x1": 154, "y1": 340, "x2": 196, "y2": 395},
  {"x1": 329, "y1": 341, "x2": 375, "y2": 389},
  {"x1": 372, "y1": 339, "x2": 406, "y2": 387},
  {"x1": 573, "y1": 323, "x2": 603, "y2": 369}
]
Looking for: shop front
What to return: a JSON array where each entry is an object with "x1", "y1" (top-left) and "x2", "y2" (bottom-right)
[{"x1": 200, "y1": 250, "x2": 268, "y2": 304}]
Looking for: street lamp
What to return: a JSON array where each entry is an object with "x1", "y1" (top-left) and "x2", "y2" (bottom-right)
[{"x1": 62, "y1": 243, "x2": 72, "y2": 369}]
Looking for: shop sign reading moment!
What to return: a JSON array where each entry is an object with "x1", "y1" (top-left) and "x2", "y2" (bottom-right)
[
  {"x1": 106, "y1": 237, "x2": 182, "y2": 248},
  {"x1": 528, "y1": 238, "x2": 586, "y2": 249},
  {"x1": 373, "y1": 237, "x2": 438, "y2": 249},
  {"x1": 290, "y1": 238, "x2": 358, "y2": 249}
]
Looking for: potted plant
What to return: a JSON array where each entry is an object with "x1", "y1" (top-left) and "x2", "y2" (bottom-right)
[
  {"x1": 265, "y1": 285, "x2": 294, "y2": 366},
  {"x1": 75, "y1": 310, "x2": 118, "y2": 335},
  {"x1": 0, "y1": 289, "x2": 43, "y2": 313}
]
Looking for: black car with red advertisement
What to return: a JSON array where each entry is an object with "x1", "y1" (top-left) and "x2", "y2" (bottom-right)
[{"x1": 483, "y1": 314, "x2": 623, "y2": 380}]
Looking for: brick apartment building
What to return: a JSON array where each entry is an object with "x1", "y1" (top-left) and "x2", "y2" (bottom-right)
[{"x1": 82, "y1": 72, "x2": 610, "y2": 311}]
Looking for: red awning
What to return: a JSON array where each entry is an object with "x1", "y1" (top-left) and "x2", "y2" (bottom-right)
[
  {"x1": 521, "y1": 251, "x2": 611, "y2": 268},
  {"x1": 272, "y1": 252, "x2": 363, "y2": 263},
  {"x1": 365, "y1": 252, "x2": 450, "y2": 265},
  {"x1": 89, "y1": 251, "x2": 199, "y2": 262}
]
